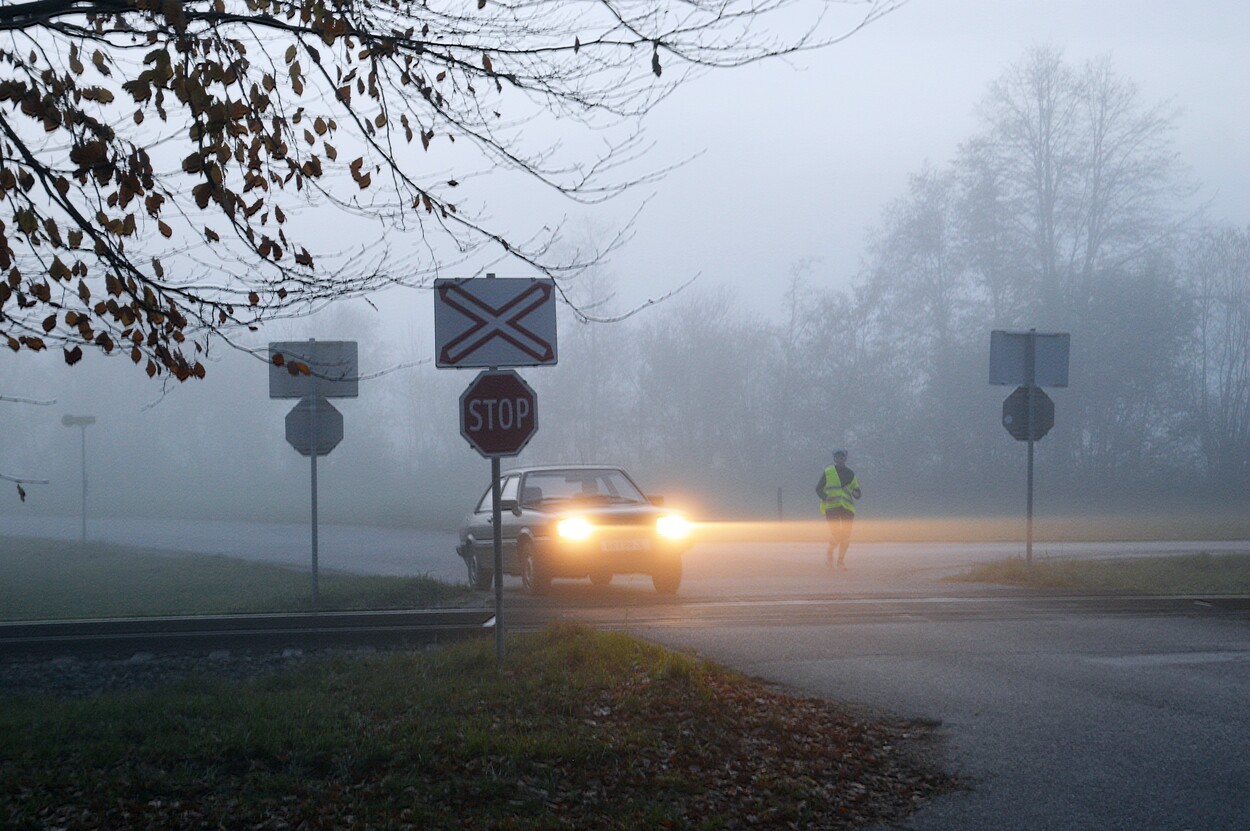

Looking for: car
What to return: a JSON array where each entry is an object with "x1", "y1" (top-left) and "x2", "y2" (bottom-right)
[{"x1": 455, "y1": 465, "x2": 693, "y2": 595}]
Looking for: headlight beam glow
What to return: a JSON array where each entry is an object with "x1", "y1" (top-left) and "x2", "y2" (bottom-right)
[
  {"x1": 557, "y1": 517, "x2": 594, "y2": 541},
  {"x1": 656, "y1": 515, "x2": 691, "y2": 540}
]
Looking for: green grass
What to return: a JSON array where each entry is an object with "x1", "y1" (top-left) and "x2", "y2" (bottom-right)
[
  {"x1": 0, "y1": 623, "x2": 956, "y2": 830},
  {"x1": 0, "y1": 537, "x2": 471, "y2": 620},
  {"x1": 948, "y1": 552, "x2": 1250, "y2": 594}
]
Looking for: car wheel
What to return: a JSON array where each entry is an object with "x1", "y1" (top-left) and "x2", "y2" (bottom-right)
[
  {"x1": 652, "y1": 558, "x2": 682, "y2": 595},
  {"x1": 520, "y1": 539, "x2": 551, "y2": 595},
  {"x1": 588, "y1": 569, "x2": 613, "y2": 587},
  {"x1": 465, "y1": 546, "x2": 494, "y2": 591}
]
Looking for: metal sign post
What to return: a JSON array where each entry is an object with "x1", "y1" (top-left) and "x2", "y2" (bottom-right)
[
  {"x1": 437, "y1": 274, "x2": 557, "y2": 666},
  {"x1": 491, "y1": 456, "x2": 503, "y2": 660},
  {"x1": 61, "y1": 415, "x2": 95, "y2": 544},
  {"x1": 1025, "y1": 335, "x2": 1036, "y2": 566},
  {"x1": 269, "y1": 339, "x2": 358, "y2": 607},
  {"x1": 284, "y1": 393, "x2": 346, "y2": 605},
  {"x1": 310, "y1": 388, "x2": 320, "y2": 606},
  {"x1": 459, "y1": 368, "x2": 539, "y2": 663},
  {"x1": 990, "y1": 329, "x2": 1070, "y2": 566}
]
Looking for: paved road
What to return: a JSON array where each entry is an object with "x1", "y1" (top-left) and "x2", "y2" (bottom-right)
[
  {"x1": 627, "y1": 595, "x2": 1250, "y2": 830},
  {"x1": 7, "y1": 516, "x2": 1250, "y2": 829},
  {"x1": 520, "y1": 542, "x2": 1250, "y2": 831}
]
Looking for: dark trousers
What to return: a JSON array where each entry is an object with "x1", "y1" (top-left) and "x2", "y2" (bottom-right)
[{"x1": 824, "y1": 507, "x2": 854, "y2": 565}]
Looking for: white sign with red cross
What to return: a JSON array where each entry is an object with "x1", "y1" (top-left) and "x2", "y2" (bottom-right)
[{"x1": 434, "y1": 278, "x2": 557, "y2": 368}]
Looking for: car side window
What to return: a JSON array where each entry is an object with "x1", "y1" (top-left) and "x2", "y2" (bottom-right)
[{"x1": 475, "y1": 475, "x2": 519, "y2": 513}]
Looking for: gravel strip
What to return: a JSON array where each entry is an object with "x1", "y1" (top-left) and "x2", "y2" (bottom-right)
[{"x1": 0, "y1": 645, "x2": 427, "y2": 697}]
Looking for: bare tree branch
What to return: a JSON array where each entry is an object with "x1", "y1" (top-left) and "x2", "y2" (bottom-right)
[{"x1": 1, "y1": 0, "x2": 902, "y2": 379}]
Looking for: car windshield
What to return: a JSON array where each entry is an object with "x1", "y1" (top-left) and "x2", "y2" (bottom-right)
[{"x1": 521, "y1": 469, "x2": 646, "y2": 507}]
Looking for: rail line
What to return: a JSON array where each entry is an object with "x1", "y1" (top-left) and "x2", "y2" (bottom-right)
[
  {"x1": 0, "y1": 608, "x2": 495, "y2": 658},
  {"x1": 4, "y1": 593, "x2": 1248, "y2": 658},
  {"x1": 504, "y1": 591, "x2": 1250, "y2": 631}
]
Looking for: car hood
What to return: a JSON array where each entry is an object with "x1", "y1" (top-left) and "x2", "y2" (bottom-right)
[{"x1": 531, "y1": 502, "x2": 667, "y2": 523}]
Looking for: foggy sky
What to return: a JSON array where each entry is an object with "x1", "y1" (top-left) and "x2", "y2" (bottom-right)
[
  {"x1": 604, "y1": 0, "x2": 1250, "y2": 316},
  {"x1": 4, "y1": 0, "x2": 1249, "y2": 527}
]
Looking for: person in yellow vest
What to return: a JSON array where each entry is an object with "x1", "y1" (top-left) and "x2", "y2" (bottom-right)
[{"x1": 816, "y1": 448, "x2": 861, "y2": 569}]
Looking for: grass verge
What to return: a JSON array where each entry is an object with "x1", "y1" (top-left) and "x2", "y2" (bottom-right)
[
  {"x1": 947, "y1": 552, "x2": 1250, "y2": 594},
  {"x1": 0, "y1": 537, "x2": 471, "y2": 620},
  {"x1": 0, "y1": 623, "x2": 957, "y2": 830}
]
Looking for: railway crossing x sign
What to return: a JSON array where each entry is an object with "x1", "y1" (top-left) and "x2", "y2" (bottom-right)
[{"x1": 434, "y1": 278, "x2": 558, "y2": 368}]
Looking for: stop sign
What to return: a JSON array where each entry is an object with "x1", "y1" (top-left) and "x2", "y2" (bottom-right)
[
  {"x1": 286, "y1": 395, "x2": 344, "y2": 456},
  {"x1": 460, "y1": 370, "x2": 538, "y2": 457},
  {"x1": 1002, "y1": 385, "x2": 1054, "y2": 441}
]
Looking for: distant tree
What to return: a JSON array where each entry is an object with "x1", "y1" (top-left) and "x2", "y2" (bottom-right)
[
  {"x1": 0, "y1": 0, "x2": 902, "y2": 380},
  {"x1": 764, "y1": 260, "x2": 820, "y2": 486},
  {"x1": 1185, "y1": 226, "x2": 1250, "y2": 488},
  {"x1": 958, "y1": 46, "x2": 1191, "y2": 330},
  {"x1": 863, "y1": 166, "x2": 971, "y2": 376},
  {"x1": 1066, "y1": 259, "x2": 1195, "y2": 485},
  {"x1": 858, "y1": 165, "x2": 985, "y2": 475},
  {"x1": 632, "y1": 289, "x2": 773, "y2": 491},
  {"x1": 844, "y1": 47, "x2": 1200, "y2": 500},
  {"x1": 529, "y1": 258, "x2": 634, "y2": 465}
]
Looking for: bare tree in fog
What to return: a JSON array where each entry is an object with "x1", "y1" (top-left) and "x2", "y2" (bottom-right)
[
  {"x1": 958, "y1": 46, "x2": 1191, "y2": 330},
  {"x1": 764, "y1": 260, "x2": 822, "y2": 492},
  {"x1": 529, "y1": 259, "x2": 634, "y2": 465},
  {"x1": 957, "y1": 48, "x2": 1195, "y2": 486},
  {"x1": 1186, "y1": 227, "x2": 1250, "y2": 489},
  {"x1": 633, "y1": 289, "x2": 774, "y2": 483},
  {"x1": 859, "y1": 166, "x2": 985, "y2": 473},
  {"x1": 841, "y1": 47, "x2": 1203, "y2": 506},
  {"x1": 0, "y1": 0, "x2": 902, "y2": 380},
  {"x1": 1066, "y1": 258, "x2": 1193, "y2": 482}
]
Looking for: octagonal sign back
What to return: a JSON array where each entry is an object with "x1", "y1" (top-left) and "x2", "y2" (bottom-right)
[
  {"x1": 286, "y1": 396, "x2": 344, "y2": 457},
  {"x1": 459, "y1": 370, "x2": 538, "y2": 457}
]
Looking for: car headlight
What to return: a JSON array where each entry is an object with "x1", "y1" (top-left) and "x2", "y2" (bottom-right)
[
  {"x1": 557, "y1": 517, "x2": 594, "y2": 541},
  {"x1": 656, "y1": 514, "x2": 691, "y2": 540}
]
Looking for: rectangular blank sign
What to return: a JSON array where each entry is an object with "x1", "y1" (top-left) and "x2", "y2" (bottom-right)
[
  {"x1": 989, "y1": 330, "x2": 1070, "y2": 387},
  {"x1": 269, "y1": 341, "x2": 359, "y2": 399}
]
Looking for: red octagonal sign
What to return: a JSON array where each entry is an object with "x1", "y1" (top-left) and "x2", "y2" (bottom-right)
[{"x1": 459, "y1": 370, "x2": 538, "y2": 458}]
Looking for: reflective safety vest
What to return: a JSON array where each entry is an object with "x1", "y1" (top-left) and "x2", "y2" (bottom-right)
[{"x1": 821, "y1": 464, "x2": 859, "y2": 514}]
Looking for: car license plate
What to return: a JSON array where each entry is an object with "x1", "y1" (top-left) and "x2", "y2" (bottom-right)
[{"x1": 602, "y1": 539, "x2": 650, "y2": 553}]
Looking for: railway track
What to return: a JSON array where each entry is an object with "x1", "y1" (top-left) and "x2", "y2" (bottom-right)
[
  {"x1": 0, "y1": 608, "x2": 495, "y2": 658},
  {"x1": 504, "y1": 590, "x2": 1250, "y2": 630},
  {"x1": 5, "y1": 592, "x2": 1248, "y2": 659}
]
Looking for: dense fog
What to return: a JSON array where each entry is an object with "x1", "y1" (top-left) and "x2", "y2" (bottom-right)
[{"x1": 3, "y1": 46, "x2": 1248, "y2": 531}]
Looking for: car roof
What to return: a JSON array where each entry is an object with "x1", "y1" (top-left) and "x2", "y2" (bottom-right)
[{"x1": 500, "y1": 464, "x2": 627, "y2": 476}]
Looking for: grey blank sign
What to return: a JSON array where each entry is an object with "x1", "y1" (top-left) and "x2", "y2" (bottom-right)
[
  {"x1": 269, "y1": 341, "x2": 359, "y2": 399},
  {"x1": 989, "y1": 330, "x2": 1070, "y2": 387}
]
